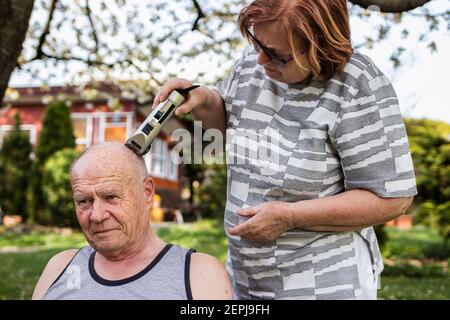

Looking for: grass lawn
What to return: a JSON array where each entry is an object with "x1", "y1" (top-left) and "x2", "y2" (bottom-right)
[
  {"x1": 379, "y1": 277, "x2": 450, "y2": 300},
  {"x1": 382, "y1": 225, "x2": 445, "y2": 259},
  {"x1": 0, "y1": 249, "x2": 62, "y2": 300},
  {"x1": 156, "y1": 220, "x2": 228, "y2": 262},
  {"x1": 379, "y1": 226, "x2": 449, "y2": 299},
  {"x1": 0, "y1": 231, "x2": 87, "y2": 250},
  {"x1": 0, "y1": 221, "x2": 448, "y2": 300}
]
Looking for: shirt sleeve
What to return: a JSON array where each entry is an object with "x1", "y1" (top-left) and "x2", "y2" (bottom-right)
[
  {"x1": 329, "y1": 59, "x2": 417, "y2": 198},
  {"x1": 216, "y1": 65, "x2": 237, "y2": 126},
  {"x1": 215, "y1": 46, "x2": 250, "y2": 121}
]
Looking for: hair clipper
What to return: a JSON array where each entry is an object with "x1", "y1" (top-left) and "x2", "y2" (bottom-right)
[{"x1": 125, "y1": 85, "x2": 199, "y2": 156}]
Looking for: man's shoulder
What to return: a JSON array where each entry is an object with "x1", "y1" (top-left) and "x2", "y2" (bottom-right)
[
  {"x1": 32, "y1": 248, "x2": 81, "y2": 299},
  {"x1": 190, "y1": 252, "x2": 224, "y2": 270},
  {"x1": 189, "y1": 252, "x2": 232, "y2": 299},
  {"x1": 48, "y1": 248, "x2": 80, "y2": 269}
]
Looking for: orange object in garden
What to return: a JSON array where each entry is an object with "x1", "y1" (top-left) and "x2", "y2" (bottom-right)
[
  {"x1": 3, "y1": 215, "x2": 22, "y2": 228},
  {"x1": 150, "y1": 194, "x2": 164, "y2": 222}
]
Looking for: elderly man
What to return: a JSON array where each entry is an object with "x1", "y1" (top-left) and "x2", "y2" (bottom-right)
[{"x1": 32, "y1": 142, "x2": 232, "y2": 300}]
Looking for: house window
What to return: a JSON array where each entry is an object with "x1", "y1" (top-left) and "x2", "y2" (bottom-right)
[
  {"x1": 0, "y1": 124, "x2": 36, "y2": 146},
  {"x1": 168, "y1": 149, "x2": 180, "y2": 180},
  {"x1": 104, "y1": 126, "x2": 127, "y2": 142},
  {"x1": 100, "y1": 113, "x2": 133, "y2": 143},
  {"x1": 143, "y1": 138, "x2": 179, "y2": 180},
  {"x1": 71, "y1": 115, "x2": 93, "y2": 151},
  {"x1": 150, "y1": 138, "x2": 166, "y2": 177},
  {"x1": 104, "y1": 115, "x2": 127, "y2": 142}
]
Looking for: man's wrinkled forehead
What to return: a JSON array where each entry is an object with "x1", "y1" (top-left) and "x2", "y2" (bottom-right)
[
  {"x1": 71, "y1": 155, "x2": 132, "y2": 184},
  {"x1": 71, "y1": 148, "x2": 136, "y2": 182},
  {"x1": 72, "y1": 158, "x2": 126, "y2": 177},
  {"x1": 70, "y1": 142, "x2": 147, "y2": 182}
]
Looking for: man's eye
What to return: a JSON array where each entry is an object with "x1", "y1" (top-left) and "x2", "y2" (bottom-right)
[
  {"x1": 106, "y1": 194, "x2": 118, "y2": 201},
  {"x1": 77, "y1": 199, "x2": 91, "y2": 207}
]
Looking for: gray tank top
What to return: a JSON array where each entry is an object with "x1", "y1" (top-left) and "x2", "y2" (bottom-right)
[{"x1": 44, "y1": 243, "x2": 195, "y2": 300}]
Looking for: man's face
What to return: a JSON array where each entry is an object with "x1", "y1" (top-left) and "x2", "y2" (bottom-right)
[
  {"x1": 253, "y1": 22, "x2": 311, "y2": 84},
  {"x1": 71, "y1": 158, "x2": 154, "y2": 256}
]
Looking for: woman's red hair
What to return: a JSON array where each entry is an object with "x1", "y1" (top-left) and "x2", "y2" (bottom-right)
[{"x1": 238, "y1": 0, "x2": 353, "y2": 81}]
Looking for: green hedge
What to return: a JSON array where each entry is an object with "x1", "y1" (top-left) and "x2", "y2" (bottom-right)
[{"x1": 42, "y1": 148, "x2": 79, "y2": 228}]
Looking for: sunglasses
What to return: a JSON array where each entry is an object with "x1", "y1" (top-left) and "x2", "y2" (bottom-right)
[{"x1": 247, "y1": 28, "x2": 303, "y2": 67}]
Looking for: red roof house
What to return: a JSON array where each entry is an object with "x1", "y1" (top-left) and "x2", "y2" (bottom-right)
[{"x1": 0, "y1": 82, "x2": 191, "y2": 219}]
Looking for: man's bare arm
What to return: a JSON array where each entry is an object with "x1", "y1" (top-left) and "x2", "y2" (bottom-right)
[
  {"x1": 32, "y1": 249, "x2": 78, "y2": 300},
  {"x1": 189, "y1": 253, "x2": 233, "y2": 300}
]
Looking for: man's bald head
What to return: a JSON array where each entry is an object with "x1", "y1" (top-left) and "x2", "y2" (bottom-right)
[
  {"x1": 70, "y1": 142, "x2": 155, "y2": 257},
  {"x1": 70, "y1": 142, "x2": 148, "y2": 184}
]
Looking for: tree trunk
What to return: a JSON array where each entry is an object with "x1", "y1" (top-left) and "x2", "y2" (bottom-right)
[
  {"x1": 0, "y1": 0, "x2": 34, "y2": 105},
  {"x1": 349, "y1": 0, "x2": 432, "y2": 13}
]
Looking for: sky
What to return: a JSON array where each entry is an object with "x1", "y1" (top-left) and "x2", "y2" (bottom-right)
[
  {"x1": 388, "y1": 40, "x2": 450, "y2": 122},
  {"x1": 349, "y1": 0, "x2": 450, "y2": 123},
  {"x1": 9, "y1": 0, "x2": 450, "y2": 123}
]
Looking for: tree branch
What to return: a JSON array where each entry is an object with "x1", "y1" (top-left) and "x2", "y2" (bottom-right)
[
  {"x1": 34, "y1": 0, "x2": 58, "y2": 61},
  {"x1": 349, "y1": 0, "x2": 432, "y2": 13},
  {"x1": 84, "y1": 0, "x2": 99, "y2": 55},
  {"x1": 409, "y1": 10, "x2": 450, "y2": 18},
  {"x1": 192, "y1": 0, "x2": 205, "y2": 31},
  {"x1": 123, "y1": 58, "x2": 162, "y2": 86},
  {"x1": 36, "y1": 52, "x2": 162, "y2": 86},
  {"x1": 39, "y1": 52, "x2": 110, "y2": 66}
]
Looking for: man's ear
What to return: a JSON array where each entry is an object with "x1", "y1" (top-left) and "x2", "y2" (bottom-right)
[{"x1": 143, "y1": 177, "x2": 155, "y2": 208}]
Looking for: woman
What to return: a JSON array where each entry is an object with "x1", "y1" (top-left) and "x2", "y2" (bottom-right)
[{"x1": 154, "y1": 0, "x2": 416, "y2": 300}]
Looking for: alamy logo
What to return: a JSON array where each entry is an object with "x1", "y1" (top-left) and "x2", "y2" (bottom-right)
[
  {"x1": 364, "y1": 265, "x2": 378, "y2": 290},
  {"x1": 169, "y1": 121, "x2": 281, "y2": 175},
  {"x1": 66, "y1": 265, "x2": 81, "y2": 290}
]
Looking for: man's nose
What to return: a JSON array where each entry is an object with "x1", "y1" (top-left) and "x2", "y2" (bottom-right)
[{"x1": 90, "y1": 200, "x2": 110, "y2": 223}]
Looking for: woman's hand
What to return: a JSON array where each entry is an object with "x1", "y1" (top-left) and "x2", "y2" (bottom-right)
[
  {"x1": 228, "y1": 201, "x2": 294, "y2": 242},
  {"x1": 152, "y1": 78, "x2": 208, "y2": 116},
  {"x1": 153, "y1": 78, "x2": 227, "y2": 132}
]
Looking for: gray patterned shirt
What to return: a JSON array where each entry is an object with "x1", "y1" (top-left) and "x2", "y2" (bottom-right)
[{"x1": 217, "y1": 47, "x2": 417, "y2": 300}]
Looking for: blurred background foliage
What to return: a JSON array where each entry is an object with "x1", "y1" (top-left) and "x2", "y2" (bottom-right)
[
  {"x1": 28, "y1": 100, "x2": 76, "y2": 226},
  {"x1": 42, "y1": 148, "x2": 79, "y2": 228},
  {"x1": 0, "y1": 113, "x2": 33, "y2": 221},
  {"x1": 404, "y1": 119, "x2": 450, "y2": 241}
]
